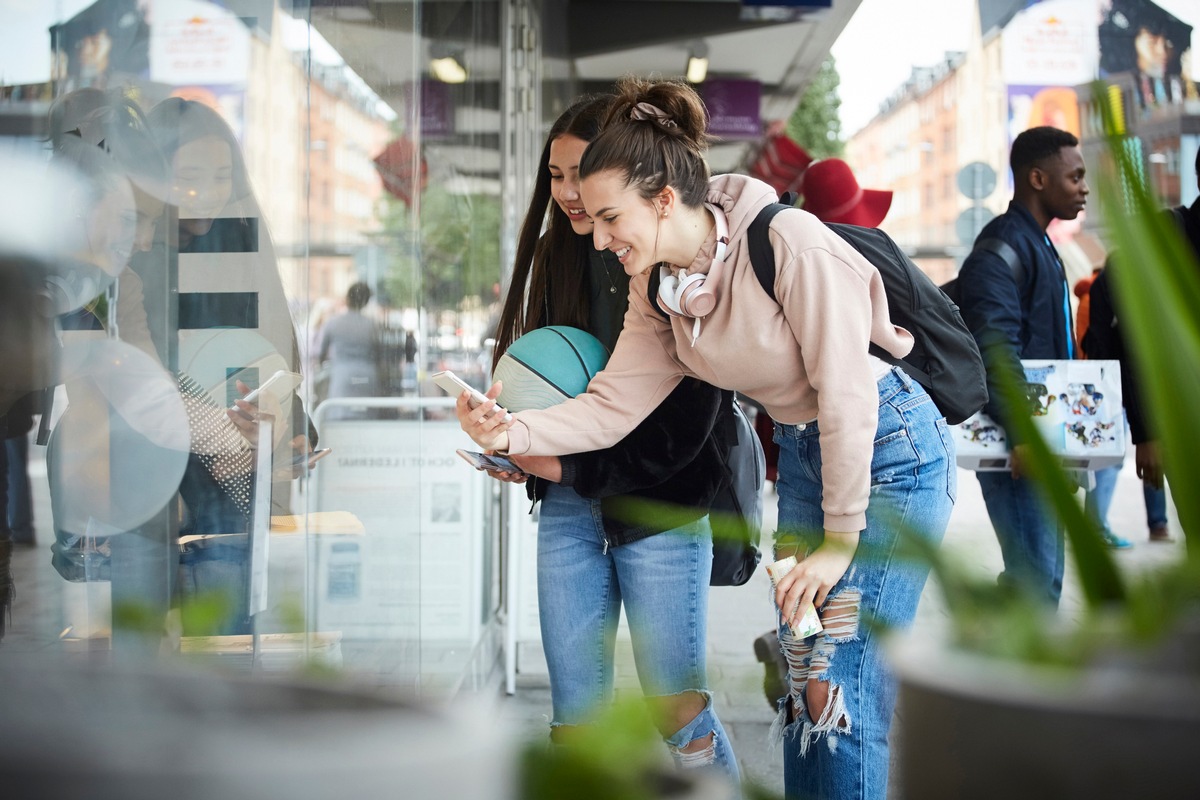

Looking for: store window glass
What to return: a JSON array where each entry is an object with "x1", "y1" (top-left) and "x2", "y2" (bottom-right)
[{"x1": 0, "y1": 0, "x2": 522, "y2": 698}]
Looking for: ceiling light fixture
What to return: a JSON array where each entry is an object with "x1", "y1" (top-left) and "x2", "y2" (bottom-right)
[
  {"x1": 686, "y1": 41, "x2": 709, "y2": 84},
  {"x1": 430, "y1": 43, "x2": 467, "y2": 84}
]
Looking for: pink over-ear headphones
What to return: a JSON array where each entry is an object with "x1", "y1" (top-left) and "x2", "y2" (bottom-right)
[{"x1": 657, "y1": 203, "x2": 730, "y2": 318}]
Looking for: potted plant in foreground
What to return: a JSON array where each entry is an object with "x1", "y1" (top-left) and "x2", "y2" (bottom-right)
[{"x1": 888, "y1": 84, "x2": 1200, "y2": 800}]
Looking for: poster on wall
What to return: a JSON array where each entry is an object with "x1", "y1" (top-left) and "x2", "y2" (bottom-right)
[
  {"x1": 1099, "y1": 0, "x2": 1196, "y2": 110},
  {"x1": 1007, "y1": 84, "x2": 1082, "y2": 141},
  {"x1": 1001, "y1": 0, "x2": 1098, "y2": 181},
  {"x1": 703, "y1": 79, "x2": 762, "y2": 140},
  {"x1": 150, "y1": 0, "x2": 251, "y2": 87},
  {"x1": 1001, "y1": 0, "x2": 1098, "y2": 87},
  {"x1": 50, "y1": 0, "x2": 151, "y2": 91}
]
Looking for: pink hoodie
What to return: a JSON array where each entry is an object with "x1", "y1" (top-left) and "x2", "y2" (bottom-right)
[{"x1": 504, "y1": 173, "x2": 914, "y2": 532}]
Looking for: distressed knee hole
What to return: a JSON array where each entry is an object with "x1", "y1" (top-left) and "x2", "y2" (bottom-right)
[
  {"x1": 820, "y1": 588, "x2": 861, "y2": 641},
  {"x1": 779, "y1": 629, "x2": 813, "y2": 710},
  {"x1": 671, "y1": 732, "x2": 717, "y2": 768},
  {"x1": 548, "y1": 724, "x2": 581, "y2": 746},
  {"x1": 805, "y1": 680, "x2": 849, "y2": 731}
]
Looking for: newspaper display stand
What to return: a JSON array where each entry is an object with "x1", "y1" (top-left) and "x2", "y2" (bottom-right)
[
  {"x1": 310, "y1": 397, "x2": 500, "y2": 695},
  {"x1": 953, "y1": 359, "x2": 1126, "y2": 471}
]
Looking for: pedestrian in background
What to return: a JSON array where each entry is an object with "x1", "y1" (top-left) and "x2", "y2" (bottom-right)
[
  {"x1": 957, "y1": 126, "x2": 1089, "y2": 606},
  {"x1": 1086, "y1": 147, "x2": 1200, "y2": 544},
  {"x1": 318, "y1": 282, "x2": 382, "y2": 420}
]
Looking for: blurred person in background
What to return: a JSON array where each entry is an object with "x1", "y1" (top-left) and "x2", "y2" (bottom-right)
[
  {"x1": 1075, "y1": 267, "x2": 1133, "y2": 550},
  {"x1": 317, "y1": 282, "x2": 382, "y2": 420},
  {"x1": 1086, "y1": 147, "x2": 1200, "y2": 544},
  {"x1": 957, "y1": 126, "x2": 1089, "y2": 607}
]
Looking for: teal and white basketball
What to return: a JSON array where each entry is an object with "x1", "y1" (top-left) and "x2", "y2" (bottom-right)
[{"x1": 492, "y1": 326, "x2": 610, "y2": 412}]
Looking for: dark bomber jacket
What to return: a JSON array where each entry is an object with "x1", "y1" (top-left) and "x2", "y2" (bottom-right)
[
  {"x1": 958, "y1": 201, "x2": 1074, "y2": 441},
  {"x1": 527, "y1": 378, "x2": 733, "y2": 549},
  {"x1": 523, "y1": 245, "x2": 733, "y2": 549}
]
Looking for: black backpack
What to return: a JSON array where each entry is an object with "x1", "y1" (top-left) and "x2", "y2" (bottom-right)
[
  {"x1": 645, "y1": 281, "x2": 764, "y2": 587},
  {"x1": 747, "y1": 199, "x2": 988, "y2": 425},
  {"x1": 706, "y1": 398, "x2": 764, "y2": 586}
]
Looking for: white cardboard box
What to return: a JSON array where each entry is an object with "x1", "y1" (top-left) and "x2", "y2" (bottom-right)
[{"x1": 954, "y1": 359, "x2": 1126, "y2": 471}]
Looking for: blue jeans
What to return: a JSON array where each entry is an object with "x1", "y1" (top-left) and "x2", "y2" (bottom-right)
[
  {"x1": 976, "y1": 469, "x2": 1065, "y2": 606},
  {"x1": 1085, "y1": 464, "x2": 1121, "y2": 536},
  {"x1": 177, "y1": 456, "x2": 251, "y2": 635},
  {"x1": 1144, "y1": 480, "x2": 1168, "y2": 530},
  {"x1": 773, "y1": 369, "x2": 955, "y2": 800},
  {"x1": 1087, "y1": 458, "x2": 1169, "y2": 535},
  {"x1": 536, "y1": 483, "x2": 740, "y2": 787}
]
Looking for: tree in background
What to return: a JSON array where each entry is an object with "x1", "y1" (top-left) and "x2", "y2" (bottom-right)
[
  {"x1": 380, "y1": 183, "x2": 502, "y2": 312},
  {"x1": 787, "y1": 57, "x2": 844, "y2": 159}
]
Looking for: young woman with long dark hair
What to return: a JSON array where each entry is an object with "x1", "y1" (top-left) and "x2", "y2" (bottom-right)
[{"x1": 490, "y1": 94, "x2": 741, "y2": 786}]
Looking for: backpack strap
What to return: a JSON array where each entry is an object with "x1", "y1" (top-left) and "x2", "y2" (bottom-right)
[
  {"x1": 745, "y1": 198, "x2": 798, "y2": 303},
  {"x1": 974, "y1": 237, "x2": 1024, "y2": 287},
  {"x1": 747, "y1": 197, "x2": 938, "y2": 387}
]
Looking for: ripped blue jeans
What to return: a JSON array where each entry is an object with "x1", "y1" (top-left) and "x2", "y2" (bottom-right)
[
  {"x1": 537, "y1": 483, "x2": 740, "y2": 787},
  {"x1": 772, "y1": 369, "x2": 954, "y2": 800}
]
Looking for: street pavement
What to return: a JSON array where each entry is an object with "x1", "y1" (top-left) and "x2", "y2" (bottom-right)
[
  {"x1": 2, "y1": 445, "x2": 1185, "y2": 798},
  {"x1": 493, "y1": 459, "x2": 1186, "y2": 798}
]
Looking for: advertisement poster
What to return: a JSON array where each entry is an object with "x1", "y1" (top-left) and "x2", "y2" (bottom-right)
[
  {"x1": 149, "y1": 0, "x2": 250, "y2": 87},
  {"x1": 1099, "y1": 0, "x2": 1196, "y2": 110},
  {"x1": 703, "y1": 78, "x2": 762, "y2": 140}
]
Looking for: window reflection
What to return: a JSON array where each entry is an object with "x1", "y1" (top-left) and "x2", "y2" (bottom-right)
[{"x1": 2, "y1": 0, "x2": 516, "y2": 695}]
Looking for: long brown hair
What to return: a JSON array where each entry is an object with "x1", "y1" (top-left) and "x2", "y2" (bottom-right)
[
  {"x1": 492, "y1": 94, "x2": 612, "y2": 361},
  {"x1": 578, "y1": 77, "x2": 711, "y2": 208}
]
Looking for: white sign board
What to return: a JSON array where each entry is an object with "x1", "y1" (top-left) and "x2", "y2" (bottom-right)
[
  {"x1": 150, "y1": 0, "x2": 251, "y2": 86},
  {"x1": 955, "y1": 359, "x2": 1126, "y2": 471},
  {"x1": 311, "y1": 415, "x2": 490, "y2": 641}
]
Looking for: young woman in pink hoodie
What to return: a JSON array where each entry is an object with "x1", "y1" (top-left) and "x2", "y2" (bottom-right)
[{"x1": 458, "y1": 77, "x2": 954, "y2": 800}]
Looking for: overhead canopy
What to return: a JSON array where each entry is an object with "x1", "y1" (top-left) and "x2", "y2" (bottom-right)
[{"x1": 309, "y1": 0, "x2": 861, "y2": 176}]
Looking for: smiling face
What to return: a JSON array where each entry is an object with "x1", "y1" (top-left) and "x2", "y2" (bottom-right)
[
  {"x1": 1036, "y1": 146, "x2": 1089, "y2": 222},
  {"x1": 87, "y1": 177, "x2": 137, "y2": 275},
  {"x1": 170, "y1": 134, "x2": 234, "y2": 236},
  {"x1": 581, "y1": 169, "x2": 663, "y2": 276},
  {"x1": 548, "y1": 134, "x2": 591, "y2": 235},
  {"x1": 130, "y1": 183, "x2": 165, "y2": 253}
]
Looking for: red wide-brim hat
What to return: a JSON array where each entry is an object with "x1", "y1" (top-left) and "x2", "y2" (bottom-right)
[{"x1": 799, "y1": 158, "x2": 893, "y2": 228}]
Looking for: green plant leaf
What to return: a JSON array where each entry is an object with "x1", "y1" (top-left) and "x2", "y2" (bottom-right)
[{"x1": 1092, "y1": 80, "x2": 1200, "y2": 561}]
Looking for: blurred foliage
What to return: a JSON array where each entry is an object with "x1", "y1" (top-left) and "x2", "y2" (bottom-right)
[
  {"x1": 179, "y1": 589, "x2": 240, "y2": 637},
  {"x1": 518, "y1": 696, "x2": 779, "y2": 800},
  {"x1": 786, "y1": 57, "x2": 844, "y2": 159},
  {"x1": 380, "y1": 184, "x2": 502, "y2": 312}
]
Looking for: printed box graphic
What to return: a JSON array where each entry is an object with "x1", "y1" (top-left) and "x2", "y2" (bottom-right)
[{"x1": 954, "y1": 360, "x2": 1125, "y2": 471}]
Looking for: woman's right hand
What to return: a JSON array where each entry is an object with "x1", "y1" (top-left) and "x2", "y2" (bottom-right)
[{"x1": 456, "y1": 380, "x2": 512, "y2": 452}]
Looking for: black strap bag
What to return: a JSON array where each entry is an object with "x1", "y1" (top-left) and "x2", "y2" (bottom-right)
[{"x1": 747, "y1": 199, "x2": 988, "y2": 425}]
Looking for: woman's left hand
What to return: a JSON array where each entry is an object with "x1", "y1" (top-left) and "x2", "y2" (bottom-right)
[
  {"x1": 456, "y1": 380, "x2": 512, "y2": 452},
  {"x1": 774, "y1": 531, "x2": 859, "y2": 629},
  {"x1": 227, "y1": 379, "x2": 286, "y2": 448}
]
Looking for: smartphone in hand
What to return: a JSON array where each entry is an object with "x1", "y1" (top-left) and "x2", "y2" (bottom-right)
[
  {"x1": 290, "y1": 448, "x2": 332, "y2": 470},
  {"x1": 240, "y1": 370, "x2": 302, "y2": 407},
  {"x1": 456, "y1": 448, "x2": 523, "y2": 474},
  {"x1": 432, "y1": 370, "x2": 511, "y2": 423}
]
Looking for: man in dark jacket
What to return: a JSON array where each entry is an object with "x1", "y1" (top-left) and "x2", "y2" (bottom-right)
[
  {"x1": 1087, "y1": 147, "x2": 1200, "y2": 541},
  {"x1": 958, "y1": 126, "x2": 1089, "y2": 607}
]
